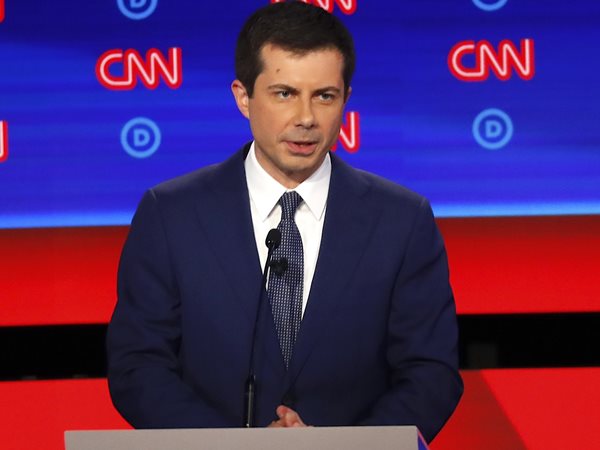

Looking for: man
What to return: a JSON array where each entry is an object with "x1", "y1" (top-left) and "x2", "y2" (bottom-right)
[{"x1": 107, "y1": 1, "x2": 462, "y2": 442}]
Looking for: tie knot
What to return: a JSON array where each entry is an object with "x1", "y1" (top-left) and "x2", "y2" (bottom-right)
[{"x1": 279, "y1": 191, "x2": 303, "y2": 220}]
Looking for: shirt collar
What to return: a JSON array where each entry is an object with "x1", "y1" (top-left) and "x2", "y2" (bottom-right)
[{"x1": 245, "y1": 141, "x2": 331, "y2": 222}]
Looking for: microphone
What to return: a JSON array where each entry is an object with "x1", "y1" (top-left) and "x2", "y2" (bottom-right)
[
  {"x1": 244, "y1": 228, "x2": 281, "y2": 428},
  {"x1": 265, "y1": 228, "x2": 281, "y2": 249}
]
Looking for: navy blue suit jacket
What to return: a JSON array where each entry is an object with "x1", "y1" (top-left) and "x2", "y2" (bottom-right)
[{"x1": 107, "y1": 144, "x2": 462, "y2": 442}]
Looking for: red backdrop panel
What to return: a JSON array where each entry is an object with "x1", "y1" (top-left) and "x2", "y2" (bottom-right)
[
  {"x1": 431, "y1": 368, "x2": 600, "y2": 449},
  {"x1": 1, "y1": 215, "x2": 599, "y2": 325},
  {"x1": 1, "y1": 369, "x2": 598, "y2": 449},
  {"x1": 0, "y1": 226, "x2": 127, "y2": 326},
  {"x1": 0, "y1": 379, "x2": 130, "y2": 450},
  {"x1": 431, "y1": 371, "x2": 528, "y2": 449},
  {"x1": 438, "y1": 215, "x2": 600, "y2": 314},
  {"x1": 480, "y1": 368, "x2": 600, "y2": 450}
]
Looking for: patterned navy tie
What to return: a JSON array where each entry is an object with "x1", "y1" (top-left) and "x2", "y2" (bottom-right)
[{"x1": 268, "y1": 191, "x2": 304, "y2": 369}]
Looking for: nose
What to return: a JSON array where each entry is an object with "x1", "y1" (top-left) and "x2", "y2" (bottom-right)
[{"x1": 295, "y1": 97, "x2": 316, "y2": 129}]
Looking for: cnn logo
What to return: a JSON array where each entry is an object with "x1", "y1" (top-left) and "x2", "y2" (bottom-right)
[
  {"x1": 448, "y1": 39, "x2": 535, "y2": 82},
  {"x1": 96, "y1": 48, "x2": 182, "y2": 90}
]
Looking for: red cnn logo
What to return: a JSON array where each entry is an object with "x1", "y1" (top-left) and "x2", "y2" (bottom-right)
[
  {"x1": 96, "y1": 48, "x2": 182, "y2": 90},
  {"x1": 270, "y1": 0, "x2": 356, "y2": 15},
  {"x1": 0, "y1": 121, "x2": 8, "y2": 163},
  {"x1": 332, "y1": 111, "x2": 360, "y2": 153},
  {"x1": 448, "y1": 39, "x2": 535, "y2": 82}
]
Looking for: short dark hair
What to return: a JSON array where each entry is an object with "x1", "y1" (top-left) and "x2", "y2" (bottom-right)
[{"x1": 235, "y1": 2, "x2": 355, "y2": 98}]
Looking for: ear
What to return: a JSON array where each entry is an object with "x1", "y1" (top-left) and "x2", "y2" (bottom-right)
[{"x1": 231, "y1": 80, "x2": 250, "y2": 119}]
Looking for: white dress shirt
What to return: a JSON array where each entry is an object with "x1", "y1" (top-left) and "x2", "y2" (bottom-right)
[{"x1": 244, "y1": 142, "x2": 331, "y2": 316}]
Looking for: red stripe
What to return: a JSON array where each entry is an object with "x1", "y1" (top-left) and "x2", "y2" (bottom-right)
[{"x1": 1, "y1": 215, "x2": 599, "y2": 326}]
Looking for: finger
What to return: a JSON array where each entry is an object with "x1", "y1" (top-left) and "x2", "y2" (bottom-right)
[
  {"x1": 275, "y1": 405, "x2": 308, "y2": 427},
  {"x1": 276, "y1": 405, "x2": 291, "y2": 419},
  {"x1": 283, "y1": 409, "x2": 306, "y2": 427},
  {"x1": 268, "y1": 420, "x2": 283, "y2": 428}
]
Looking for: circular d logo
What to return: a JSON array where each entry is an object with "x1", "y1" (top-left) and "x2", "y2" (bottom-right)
[
  {"x1": 121, "y1": 117, "x2": 161, "y2": 158},
  {"x1": 472, "y1": 108, "x2": 513, "y2": 150}
]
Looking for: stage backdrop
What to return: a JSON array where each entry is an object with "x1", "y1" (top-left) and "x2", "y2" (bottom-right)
[
  {"x1": 1, "y1": 0, "x2": 599, "y2": 228},
  {"x1": 1, "y1": 2, "x2": 599, "y2": 449}
]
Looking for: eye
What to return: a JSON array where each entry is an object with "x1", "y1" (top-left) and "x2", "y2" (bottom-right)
[
  {"x1": 319, "y1": 92, "x2": 335, "y2": 101},
  {"x1": 276, "y1": 90, "x2": 291, "y2": 99}
]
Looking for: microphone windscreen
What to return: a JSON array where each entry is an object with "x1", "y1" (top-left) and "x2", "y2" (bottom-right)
[{"x1": 265, "y1": 228, "x2": 281, "y2": 250}]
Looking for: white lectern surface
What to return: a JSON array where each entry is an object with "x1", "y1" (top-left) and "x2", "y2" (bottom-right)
[{"x1": 65, "y1": 426, "x2": 428, "y2": 450}]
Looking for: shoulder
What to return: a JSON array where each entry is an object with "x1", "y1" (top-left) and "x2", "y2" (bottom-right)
[
  {"x1": 360, "y1": 168, "x2": 424, "y2": 205},
  {"x1": 128, "y1": 145, "x2": 249, "y2": 226},
  {"x1": 331, "y1": 153, "x2": 428, "y2": 214},
  {"x1": 148, "y1": 144, "x2": 249, "y2": 202},
  {"x1": 151, "y1": 163, "x2": 219, "y2": 199}
]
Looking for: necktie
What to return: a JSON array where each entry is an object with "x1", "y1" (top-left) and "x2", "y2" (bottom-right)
[{"x1": 268, "y1": 191, "x2": 304, "y2": 369}]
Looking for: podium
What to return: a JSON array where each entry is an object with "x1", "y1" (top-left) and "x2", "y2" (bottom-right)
[{"x1": 65, "y1": 426, "x2": 428, "y2": 450}]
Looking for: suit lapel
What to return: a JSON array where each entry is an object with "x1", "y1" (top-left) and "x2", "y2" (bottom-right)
[
  {"x1": 287, "y1": 154, "x2": 381, "y2": 385},
  {"x1": 192, "y1": 145, "x2": 286, "y2": 377},
  {"x1": 193, "y1": 146, "x2": 261, "y2": 320},
  {"x1": 191, "y1": 148, "x2": 381, "y2": 385}
]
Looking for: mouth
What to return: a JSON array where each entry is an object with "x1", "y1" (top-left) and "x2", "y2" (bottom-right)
[{"x1": 285, "y1": 140, "x2": 319, "y2": 155}]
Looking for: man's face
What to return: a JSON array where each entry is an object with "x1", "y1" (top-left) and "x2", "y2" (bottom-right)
[{"x1": 232, "y1": 44, "x2": 350, "y2": 188}]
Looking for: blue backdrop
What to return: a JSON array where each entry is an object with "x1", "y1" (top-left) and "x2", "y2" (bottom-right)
[{"x1": 1, "y1": 0, "x2": 599, "y2": 228}]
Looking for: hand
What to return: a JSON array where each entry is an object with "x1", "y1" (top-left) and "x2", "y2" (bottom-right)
[{"x1": 267, "y1": 405, "x2": 308, "y2": 428}]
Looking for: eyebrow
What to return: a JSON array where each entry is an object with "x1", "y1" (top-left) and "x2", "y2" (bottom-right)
[
  {"x1": 267, "y1": 84, "x2": 342, "y2": 95},
  {"x1": 267, "y1": 84, "x2": 299, "y2": 94}
]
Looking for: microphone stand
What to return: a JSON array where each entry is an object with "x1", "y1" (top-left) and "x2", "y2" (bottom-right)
[{"x1": 243, "y1": 229, "x2": 281, "y2": 427}]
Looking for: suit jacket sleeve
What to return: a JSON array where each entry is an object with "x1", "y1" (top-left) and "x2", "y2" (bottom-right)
[
  {"x1": 358, "y1": 198, "x2": 463, "y2": 442},
  {"x1": 106, "y1": 189, "x2": 231, "y2": 428}
]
